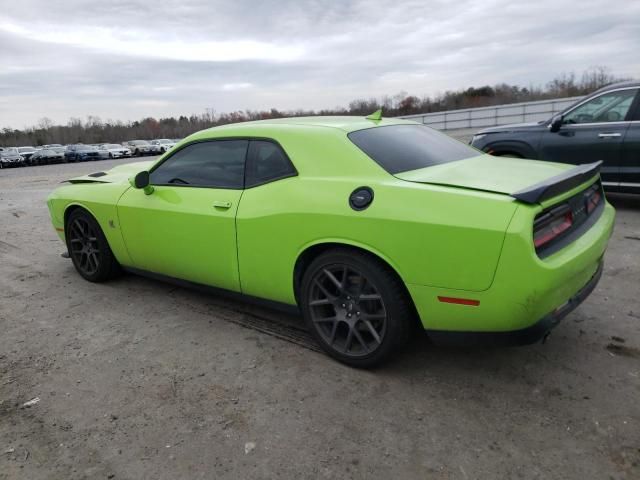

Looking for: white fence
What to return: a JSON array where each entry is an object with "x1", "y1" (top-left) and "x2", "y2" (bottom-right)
[{"x1": 397, "y1": 96, "x2": 583, "y2": 131}]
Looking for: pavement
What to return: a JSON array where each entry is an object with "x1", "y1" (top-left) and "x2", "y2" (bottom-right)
[{"x1": 1, "y1": 157, "x2": 639, "y2": 479}]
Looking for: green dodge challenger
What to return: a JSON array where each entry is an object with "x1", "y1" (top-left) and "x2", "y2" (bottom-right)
[{"x1": 47, "y1": 114, "x2": 615, "y2": 367}]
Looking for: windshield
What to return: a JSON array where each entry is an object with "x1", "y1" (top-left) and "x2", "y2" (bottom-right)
[
  {"x1": 131, "y1": 140, "x2": 149, "y2": 145},
  {"x1": 348, "y1": 124, "x2": 478, "y2": 174}
]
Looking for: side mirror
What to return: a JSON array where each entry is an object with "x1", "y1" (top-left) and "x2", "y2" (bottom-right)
[
  {"x1": 130, "y1": 171, "x2": 154, "y2": 195},
  {"x1": 549, "y1": 114, "x2": 563, "y2": 133}
]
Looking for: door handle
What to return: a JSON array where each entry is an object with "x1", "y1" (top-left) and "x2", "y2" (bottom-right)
[
  {"x1": 213, "y1": 200, "x2": 232, "y2": 209},
  {"x1": 598, "y1": 133, "x2": 621, "y2": 138}
]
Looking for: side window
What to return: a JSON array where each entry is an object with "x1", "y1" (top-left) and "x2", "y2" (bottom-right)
[
  {"x1": 564, "y1": 89, "x2": 637, "y2": 124},
  {"x1": 150, "y1": 140, "x2": 248, "y2": 188},
  {"x1": 245, "y1": 140, "x2": 296, "y2": 188}
]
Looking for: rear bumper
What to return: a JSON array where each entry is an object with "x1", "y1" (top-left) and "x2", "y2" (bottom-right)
[{"x1": 426, "y1": 258, "x2": 603, "y2": 346}]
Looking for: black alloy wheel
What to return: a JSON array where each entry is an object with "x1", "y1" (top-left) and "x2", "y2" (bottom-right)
[
  {"x1": 66, "y1": 209, "x2": 120, "y2": 282},
  {"x1": 301, "y1": 249, "x2": 412, "y2": 368}
]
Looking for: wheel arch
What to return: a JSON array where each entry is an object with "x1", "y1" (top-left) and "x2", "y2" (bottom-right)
[
  {"x1": 292, "y1": 240, "x2": 413, "y2": 307},
  {"x1": 63, "y1": 202, "x2": 97, "y2": 231},
  {"x1": 483, "y1": 140, "x2": 537, "y2": 159}
]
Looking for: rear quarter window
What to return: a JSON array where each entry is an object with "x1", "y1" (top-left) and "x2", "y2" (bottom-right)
[{"x1": 348, "y1": 124, "x2": 478, "y2": 174}]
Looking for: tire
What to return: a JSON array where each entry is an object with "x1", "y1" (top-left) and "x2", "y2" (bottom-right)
[
  {"x1": 65, "y1": 209, "x2": 121, "y2": 282},
  {"x1": 300, "y1": 248, "x2": 413, "y2": 368},
  {"x1": 135, "y1": 149, "x2": 140, "y2": 157},
  {"x1": 109, "y1": 153, "x2": 113, "y2": 159}
]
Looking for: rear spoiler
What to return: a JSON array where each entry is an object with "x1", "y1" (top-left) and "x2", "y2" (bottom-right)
[{"x1": 511, "y1": 161, "x2": 602, "y2": 204}]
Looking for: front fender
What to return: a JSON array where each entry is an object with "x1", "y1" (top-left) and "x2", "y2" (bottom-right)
[{"x1": 47, "y1": 183, "x2": 133, "y2": 266}]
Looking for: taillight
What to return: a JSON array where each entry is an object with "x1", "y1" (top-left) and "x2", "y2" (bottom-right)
[
  {"x1": 586, "y1": 188, "x2": 601, "y2": 214},
  {"x1": 533, "y1": 206, "x2": 573, "y2": 250}
]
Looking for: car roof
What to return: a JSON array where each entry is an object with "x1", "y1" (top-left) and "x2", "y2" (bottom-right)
[
  {"x1": 593, "y1": 80, "x2": 640, "y2": 94},
  {"x1": 203, "y1": 116, "x2": 415, "y2": 135}
]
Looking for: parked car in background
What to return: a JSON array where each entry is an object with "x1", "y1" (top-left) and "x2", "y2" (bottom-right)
[
  {"x1": 65, "y1": 145, "x2": 101, "y2": 162},
  {"x1": 97, "y1": 144, "x2": 132, "y2": 159},
  {"x1": 31, "y1": 148, "x2": 66, "y2": 165},
  {"x1": 148, "y1": 142, "x2": 162, "y2": 155},
  {"x1": 126, "y1": 140, "x2": 154, "y2": 156},
  {"x1": 470, "y1": 80, "x2": 640, "y2": 194},
  {"x1": 150, "y1": 139, "x2": 176, "y2": 153},
  {"x1": 0, "y1": 148, "x2": 25, "y2": 168},
  {"x1": 17, "y1": 147, "x2": 36, "y2": 161}
]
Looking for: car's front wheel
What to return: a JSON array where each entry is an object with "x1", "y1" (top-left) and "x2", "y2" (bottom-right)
[
  {"x1": 300, "y1": 249, "x2": 412, "y2": 368},
  {"x1": 66, "y1": 209, "x2": 121, "y2": 282}
]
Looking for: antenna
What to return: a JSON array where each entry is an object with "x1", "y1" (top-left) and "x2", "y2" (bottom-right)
[{"x1": 365, "y1": 109, "x2": 383, "y2": 121}]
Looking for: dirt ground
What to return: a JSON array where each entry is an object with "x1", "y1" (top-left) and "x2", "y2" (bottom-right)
[{"x1": 1, "y1": 158, "x2": 639, "y2": 480}]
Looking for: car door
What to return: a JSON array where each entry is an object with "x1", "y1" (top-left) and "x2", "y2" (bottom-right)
[
  {"x1": 619, "y1": 94, "x2": 640, "y2": 190},
  {"x1": 538, "y1": 87, "x2": 638, "y2": 183},
  {"x1": 235, "y1": 139, "x2": 298, "y2": 303},
  {"x1": 117, "y1": 139, "x2": 248, "y2": 291}
]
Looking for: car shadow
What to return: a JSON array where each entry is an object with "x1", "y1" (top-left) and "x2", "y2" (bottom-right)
[{"x1": 108, "y1": 271, "x2": 583, "y2": 382}]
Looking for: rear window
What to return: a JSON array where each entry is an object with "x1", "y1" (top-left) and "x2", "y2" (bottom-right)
[{"x1": 348, "y1": 124, "x2": 478, "y2": 174}]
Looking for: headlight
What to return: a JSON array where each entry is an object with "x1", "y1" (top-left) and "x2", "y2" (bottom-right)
[{"x1": 471, "y1": 134, "x2": 487, "y2": 145}]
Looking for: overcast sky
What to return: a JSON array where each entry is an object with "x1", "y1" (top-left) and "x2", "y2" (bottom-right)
[{"x1": 0, "y1": 0, "x2": 638, "y2": 128}]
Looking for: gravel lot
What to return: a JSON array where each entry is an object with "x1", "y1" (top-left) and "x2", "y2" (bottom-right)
[{"x1": 1, "y1": 158, "x2": 639, "y2": 480}]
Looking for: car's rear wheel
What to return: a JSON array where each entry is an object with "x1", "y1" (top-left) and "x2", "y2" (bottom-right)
[
  {"x1": 300, "y1": 249, "x2": 412, "y2": 368},
  {"x1": 66, "y1": 209, "x2": 120, "y2": 282}
]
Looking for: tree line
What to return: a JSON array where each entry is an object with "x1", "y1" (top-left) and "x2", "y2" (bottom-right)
[{"x1": 0, "y1": 66, "x2": 626, "y2": 147}]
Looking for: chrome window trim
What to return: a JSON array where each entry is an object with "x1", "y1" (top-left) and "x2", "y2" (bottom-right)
[{"x1": 558, "y1": 121, "x2": 630, "y2": 129}]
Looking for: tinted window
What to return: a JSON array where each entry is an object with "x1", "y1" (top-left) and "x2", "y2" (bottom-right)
[
  {"x1": 245, "y1": 140, "x2": 296, "y2": 187},
  {"x1": 348, "y1": 124, "x2": 478, "y2": 174},
  {"x1": 564, "y1": 89, "x2": 637, "y2": 124},
  {"x1": 150, "y1": 140, "x2": 248, "y2": 188}
]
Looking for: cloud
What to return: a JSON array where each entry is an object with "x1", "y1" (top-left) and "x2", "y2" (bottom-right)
[
  {"x1": 0, "y1": 0, "x2": 639, "y2": 129},
  {"x1": 0, "y1": 17, "x2": 305, "y2": 62},
  {"x1": 222, "y1": 83, "x2": 253, "y2": 91}
]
